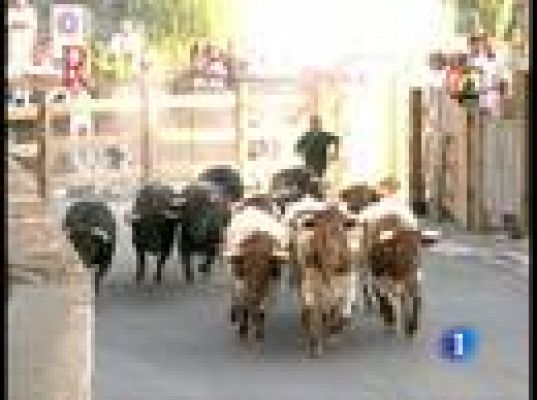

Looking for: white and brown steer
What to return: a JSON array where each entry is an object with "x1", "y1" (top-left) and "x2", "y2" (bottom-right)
[
  {"x1": 359, "y1": 212, "x2": 439, "y2": 337},
  {"x1": 224, "y1": 195, "x2": 289, "y2": 353},
  {"x1": 291, "y1": 204, "x2": 361, "y2": 358}
]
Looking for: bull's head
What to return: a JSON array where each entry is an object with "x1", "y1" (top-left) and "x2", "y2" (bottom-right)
[
  {"x1": 298, "y1": 207, "x2": 361, "y2": 277},
  {"x1": 299, "y1": 206, "x2": 360, "y2": 232},
  {"x1": 224, "y1": 248, "x2": 289, "y2": 281},
  {"x1": 371, "y1": 227, "x2": 440, "y2": 282},
  {"x1": 90, "y1": 226, "x2": 113, "y2": 243},
  {"x1": 224, "y1": 248, "x2": 289, "y2": 266},
  {"x1": 371, "y1": 229, "x2": 420, "y2": 281},
  {"x1": 339, "y1": 184, "x2": 381, "y2": 214},
  {"x1": 125, "y1": 195, "x2": 186, "y2": 225},
  {"x1": 231, "y1": 194, "x2": 278, "y2": 217},
  {"x1": 163, "y1": 195, "x2": 187, "y2": 221}
]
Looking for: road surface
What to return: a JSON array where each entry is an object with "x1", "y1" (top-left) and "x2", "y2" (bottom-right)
[{"x1": 9, "y1": 190, "x2": 529, "y2": 400}]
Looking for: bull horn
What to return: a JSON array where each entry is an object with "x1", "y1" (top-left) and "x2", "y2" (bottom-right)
[
  {"x1": 91, "y1": 227, "x2": 111, "y2": 242},
  {"x1": 273, "y1": 249, "x2": 289, "y2": 259},
  {"x1": 222, "y1": 250, "x2": 236, "y2": 258},
  {"x1": 171, "y1": 196, "x2": 186, "y2": 206},
  {"x1": 417, "y1": 268, "x2": 423, "y2": 282},
  {"x1": 379, "y1": 230, "x2": 394, "y2": 241},
  {"x1": 230, "y1": 202, "x2": 242, "y2": 214},
  {"x1": 163, "y1": 209, "x2": 179, "y2": 220}
]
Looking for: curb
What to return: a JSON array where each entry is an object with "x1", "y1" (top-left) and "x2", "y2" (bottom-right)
[{"x1": 420, "y1": 222, "x2": 529, "y2": 282}]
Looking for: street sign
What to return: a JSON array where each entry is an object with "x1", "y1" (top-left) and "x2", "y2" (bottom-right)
[
  {"x1": 63, "y1": 46, "x2": 87, "y2": 92},
  {"x1": 52, "y1": 5, "x2": 88, "y2": 61}
]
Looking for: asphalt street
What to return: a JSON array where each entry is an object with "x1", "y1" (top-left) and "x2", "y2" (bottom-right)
[{"x1": 9, "y1": 191, "x2": 529, "y2": 400}]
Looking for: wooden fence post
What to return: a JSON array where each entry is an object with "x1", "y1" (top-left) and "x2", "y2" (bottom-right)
[{"x1": 409, "y1": 87, "x2": 426, "y2": 216}]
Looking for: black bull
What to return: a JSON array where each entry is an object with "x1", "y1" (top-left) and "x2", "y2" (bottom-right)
[
  {"x1": 63, "y1": 200, "x2": 117, "y2": 293},
  {"x1": 198, "y1": 166, "x2": 244, "y2": 204},
  {"x1": 128, "y1": 168, "x2": 244, "y2": 285},
  {"x1": 270, "y1": 167, "x2": 323, "y2": 215},
  {"x1": 177, "y1": 183, "x2": 232, "y2": 282},
  {"x1": 128, "y1": 184, "x2": 183, "y2": 284}
]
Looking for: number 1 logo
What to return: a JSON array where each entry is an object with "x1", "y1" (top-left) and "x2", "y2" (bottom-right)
[
  {"x1": 454, "y1": 332, "x2": 464, "y2": 357},
  {"x1": 438, "y1": 326, "x2": 479, "y2": 362}
]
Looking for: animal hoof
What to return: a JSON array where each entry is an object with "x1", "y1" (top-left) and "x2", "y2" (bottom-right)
[
  {"x1": 405, "y1": 323, "x2": 419, "y2": 337},
  {"x1": 308, "y1": 348, "x2": 321, "y2": 359},
  {"x1": 238, "y1": 325, "x2": 249, "y2": 339},
  {"x1": 383, "y1": 316, "x2": 396, "y2": 327},
  {"x1": 230, "y1": 308, "x2": 238, "y2": 324},
  {"x1": 405, "y1": 331, "x2": 417, "y2": 339},
  {"x1": 307, "y1": 340, "x2": 322, "y2": 358},
  {"x1": 249, "y1": 342, "x2": 263, "y2": 357}
]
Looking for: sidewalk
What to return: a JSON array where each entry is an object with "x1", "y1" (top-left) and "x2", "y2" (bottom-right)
[
  {"x1": 7, "y1": 156, "x2": 86, "y2": 282},
  {"x1": 421, "y1": 219, "x2": 529, "y2": 280},
  {"x1": 7, "y1": 155, "x2": 93, "y2": 400},
  {"x1": 8, "y1": 283, "x2": 93, "y2": 400}
]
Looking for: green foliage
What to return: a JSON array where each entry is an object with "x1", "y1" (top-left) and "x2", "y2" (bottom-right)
[
  {"x1": 90, "y1": 38, "x2": 134, "y2": 84},
  {"x1": 92, "y1": 0, "x2": 234, "y2": 67},
  {"x1": 122, "y1": 0, "x2": 233, "y2": 60},
  {"x1": 455, "y1": 0, "x2": 517, "y2": 39},
  {"x1": 20, "y1": 0, "x2": 234, "y2": 82},
  {"x1": 459, "y1": 70, "x2": 480, "y2": 108}
]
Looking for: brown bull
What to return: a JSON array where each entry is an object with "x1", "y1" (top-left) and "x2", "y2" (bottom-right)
[
  {"x1": 370, "y1": 228, "x2": 421, "y2": 335},
  {"x1": 293, "y1": 206, "x2": 358, "y2": 358},
  {"x1": 362, "y1": 213, "x2": 437, "y2": 336},
  {"x1": 226, "y1": 231, "x2": 287, "y2": 352}
]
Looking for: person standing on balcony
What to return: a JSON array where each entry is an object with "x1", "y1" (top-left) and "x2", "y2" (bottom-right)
[{"x1": 294, "y1": 115, "x2": 340, "y2": 188}]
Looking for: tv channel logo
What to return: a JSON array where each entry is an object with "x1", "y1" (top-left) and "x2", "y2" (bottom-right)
[{"x1": 438, "y1": 326, "x2": 479, "y2": 362}]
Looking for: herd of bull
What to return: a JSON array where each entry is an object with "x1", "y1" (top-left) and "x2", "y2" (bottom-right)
[{"x1": 62, "y1": 166, "x2": 438, "y2": 358}]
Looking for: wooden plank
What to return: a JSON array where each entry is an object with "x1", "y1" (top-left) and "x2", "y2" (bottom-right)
[
  {"x1": 158, "y1": 93, "x2": 236, "y2": 109},
  {"x1": 7, "y1": 106, "x2": 40, "y2": 121},
  {"x1": 409, "y1": 87, "x2": 426, "y2": 215}
]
